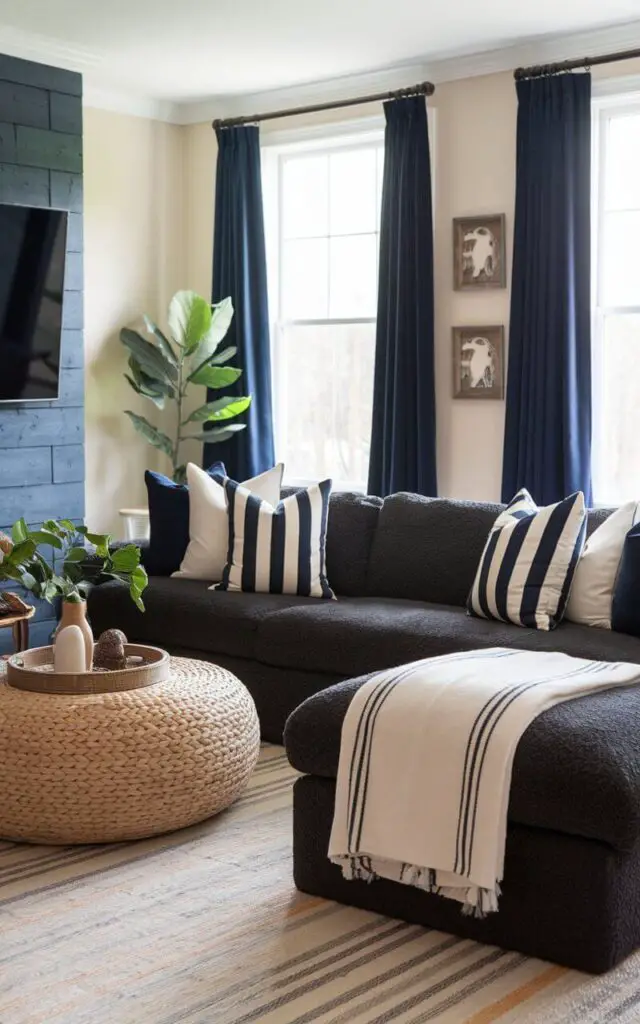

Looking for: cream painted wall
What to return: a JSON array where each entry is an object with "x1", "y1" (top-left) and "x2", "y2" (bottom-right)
[
  {"x1": 432, "y1": 72, "x2": 516, "y2": 500},
  {"x1": 83, "y1": 107, "x2": 185, "y2": 535}
]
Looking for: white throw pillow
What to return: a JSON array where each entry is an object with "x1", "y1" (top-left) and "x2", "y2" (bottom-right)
[
  {"x1": 173, "y1": 462, "x2": 284, "y2": 582},
  {"x1": 566, "y1": 500, "x2": 640, "y2": 629}
]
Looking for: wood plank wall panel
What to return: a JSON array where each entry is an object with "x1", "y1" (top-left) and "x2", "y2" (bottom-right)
[{"x1": 0, "y1": 56, "x2": 83, "y2": 652}]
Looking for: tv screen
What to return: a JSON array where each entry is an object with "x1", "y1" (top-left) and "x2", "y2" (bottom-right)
[{"x1": 0, "y1": 204, "x2": 68, "y2": 402}]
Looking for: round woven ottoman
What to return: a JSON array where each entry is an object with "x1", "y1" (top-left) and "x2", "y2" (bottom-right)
[{"x1": 0, "y1": 657, "x2": 260, "y2": 844}]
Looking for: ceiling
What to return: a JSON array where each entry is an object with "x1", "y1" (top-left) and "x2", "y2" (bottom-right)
[{"x1": 0, "y1": 0, "x2": 640, "y2": 109}]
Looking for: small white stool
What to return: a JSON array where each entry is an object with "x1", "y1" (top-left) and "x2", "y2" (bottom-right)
[{"x1": 118, "y1": 508, "x2": 150, "y2": 542}]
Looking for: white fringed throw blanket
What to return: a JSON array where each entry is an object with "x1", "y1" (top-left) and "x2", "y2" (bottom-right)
[{"x1": 329, "y1": 648, "x2": 640, "y2": 915}]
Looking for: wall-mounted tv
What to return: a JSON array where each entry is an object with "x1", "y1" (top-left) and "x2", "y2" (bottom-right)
[{"x1": 0, "y1": 203, "x2": 68, "y2": 403}]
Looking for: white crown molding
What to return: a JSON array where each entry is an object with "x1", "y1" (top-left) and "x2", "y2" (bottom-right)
[
  {"x1": 82, "y1": 83, "x2": 181, "y2": 123},
  {"x1": 174, "y1": 59, "x2": 432, "y2": 125},
  {"x1": 17, "y1": 15, "x2": 640, "y2": 125},
  {"x1": 0, "y1": 26, "x2": 101, "y2": 70}
]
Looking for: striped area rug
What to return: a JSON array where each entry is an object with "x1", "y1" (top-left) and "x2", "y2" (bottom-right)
[{"x1": 0, "y1": 746, "x2": 638, "y2": 1023}]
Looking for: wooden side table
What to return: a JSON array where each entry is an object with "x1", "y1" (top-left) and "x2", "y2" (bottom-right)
[{"x1": 0, "y1": 606, "x2": 35, "y2": 653}]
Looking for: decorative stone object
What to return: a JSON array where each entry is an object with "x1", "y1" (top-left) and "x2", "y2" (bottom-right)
[
  {"x1": 53, "y1": 625, "x2": 86, "y2": 674},
  {"x1": 93, "y1": 629, "x2": 128, "y2": 670}
]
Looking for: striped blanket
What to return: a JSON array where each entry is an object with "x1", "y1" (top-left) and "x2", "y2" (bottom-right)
[{"x1": 329, "y1": 648, "x2": 640, "y2": 915}]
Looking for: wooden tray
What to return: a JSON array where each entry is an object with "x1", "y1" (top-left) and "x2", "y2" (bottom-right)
[{"x1": 5, "y1": 644, "x2": 170, "y2": 694}]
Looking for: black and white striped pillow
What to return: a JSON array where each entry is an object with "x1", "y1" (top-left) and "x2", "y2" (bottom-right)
[
  {"x1": 467, "y1": 489, "x2": 586, "y2": 631},
  {"x1": 213, "y1": 477, "x2": 335, "y2": 599}
]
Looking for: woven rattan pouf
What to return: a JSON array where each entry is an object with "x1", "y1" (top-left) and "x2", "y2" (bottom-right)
[{"x1": 0, "y1": 656, "x2": 260, "y2": 844}]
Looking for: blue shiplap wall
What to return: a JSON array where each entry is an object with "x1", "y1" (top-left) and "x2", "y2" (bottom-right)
[{"x1": 0, "y1": 55, "x2": 84, "y2": 651}]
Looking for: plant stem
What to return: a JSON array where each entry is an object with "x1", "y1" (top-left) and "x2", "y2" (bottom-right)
[{"x1": 173, "y1": 354, "x2": 184, "y2": 479}]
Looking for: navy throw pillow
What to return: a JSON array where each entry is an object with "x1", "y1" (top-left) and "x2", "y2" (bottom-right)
[
  {"x1": 144, "y1": 462, "x2": 226, "y2": 576},
  {"x1": 612, "y1": 522, "x2": 640, "y2": 638}
]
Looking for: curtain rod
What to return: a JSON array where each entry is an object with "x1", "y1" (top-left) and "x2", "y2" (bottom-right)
[
  {"x1": 211, "y1": 80, "x2": 435, "y2": 130},
  {"x1": 515, "y1": 45, "x2": 640, "y2": 80}
]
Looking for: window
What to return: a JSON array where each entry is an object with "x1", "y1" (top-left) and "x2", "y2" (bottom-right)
[
  {"x1": 263, "y1": 130, "x2": 384, "y2": 490},
  {"x1": 593, "y1": 100, "x2": 640, "y2": 503}
]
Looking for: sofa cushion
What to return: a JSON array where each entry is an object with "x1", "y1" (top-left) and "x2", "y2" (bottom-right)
[
  {"x1": 366, "y1": 494, "x2": 613, "y2": 607},
  {"x1": 367, "y1": 494, "x2": 504, "y2": 605},
  {"x1": 284, "y1": 671, "x2": 640, "y2": 853},
  {"x1": 88, "y1": 577, "x2": 318, "y2": 660},
  {"x1": 325, "y1": 492, "x2": 382, "y2": 596},
  {"x1": 257, "y1": 596, "x2": 640, "y2": 678}
]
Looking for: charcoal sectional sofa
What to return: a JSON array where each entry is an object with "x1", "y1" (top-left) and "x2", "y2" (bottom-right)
[
  {"x1": 89, "y1": 490, "x2": 640, "y2": 742},
  {"x1": 89, "y1": 490, "x2": 640, "y2": 972}
]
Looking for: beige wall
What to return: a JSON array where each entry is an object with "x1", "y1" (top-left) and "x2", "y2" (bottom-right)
[
  {"x1": 83, "y1": 107, "x2": 185, "y2": 535},
  {"x1": 432, "y1": 72, "x2": 516, "y2": 500}
]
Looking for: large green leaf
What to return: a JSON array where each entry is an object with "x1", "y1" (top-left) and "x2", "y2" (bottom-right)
[
  {"x1": 128, "y1": 356, "x2": 175, "y2": 397},
  {"x1": 190, "y1": 297, "x2": 234, "y2": 369},
  {"x1": 209, "y1": 344, "x2": 237, "y2": 366},
  {"x1": 187, "y1": 365, "x2": 242, "y2": 389},
  {"x1": 129, "y1": 563, "x2": 148, "y2": 611},
  {"x1": 111, "y1": 544, "x2": 142, "y2": 574},
  {"x1": 64, "y1": 546, "x2": 87, "y2": 563},
  {"x1": 143, "y1": 315, "x2": 177, "y2": 366},
  {"x1": 120, "y1": 328, "x2": 178, "y2": 384},
  {"x1": 182, "y1": 424, "x2": 247, "y2": 443},
  {"x1": 11, "y1": 518, "x2": 28, "y2": 545},
  {"x1": 184, "y1": 396, "x2": 251, "y2": 424},
  {"x1": 125, "y1": 375, "x2": 165, "y2": 410},
  {"x1": 27, "y1": 530, "x2": 63, "y2": 549},
  {"x1": 168, "y1": 291, "x2": 212, "y2": 355},
  {"x1": 124, "y1": 411, "x2": 174, "y2": 458},
  {"x1": 125, "y1": 357, "x2": 172, "y2": 410}
]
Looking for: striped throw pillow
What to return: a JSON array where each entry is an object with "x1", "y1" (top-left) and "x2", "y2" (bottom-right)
[
  {"x1": 213, "y1": 477, "x2": 335, "y2": 599},
  {"x1": 467, "y1": 489, "x2": 586, "y2": 631}
]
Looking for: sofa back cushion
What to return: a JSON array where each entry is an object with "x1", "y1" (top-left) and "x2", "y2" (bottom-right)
[
  {"x1": 367, "y1": 493, "x2": 614, "y2": 606},
  {"x1": 326, "y1": 492, "x2": 383, "y2": 596},
  {"x1": 367, "y1": 494, "x2": 503, "y2": 605}
]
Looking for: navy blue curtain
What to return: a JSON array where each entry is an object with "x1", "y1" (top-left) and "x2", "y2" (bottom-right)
[
  {"x1": 367, "y1": 95, "x2": 437, "y2": 497},
  {"x1": 502, "y1": 74, "x2": 592, "y2": 505},
  {"x1": 203, "y1": 125, "x2": 275, "y2": 479}
]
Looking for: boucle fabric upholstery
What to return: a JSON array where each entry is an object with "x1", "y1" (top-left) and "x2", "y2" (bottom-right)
[
  {"x1": 292, "y1": 774, "x2": 640, "y2": 974},
  {"x1": 285, "y1": 672, "x2": 640, "y2": 852},
  {"x1": 90, "y1": 492, "x2": 630, "y2": 745}
]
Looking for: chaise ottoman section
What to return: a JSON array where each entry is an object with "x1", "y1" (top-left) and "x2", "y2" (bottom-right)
[{"x1": 284, "y1": 674, "x2": 640, "y2": 972}]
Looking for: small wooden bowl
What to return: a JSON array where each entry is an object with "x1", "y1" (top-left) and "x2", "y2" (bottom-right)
[{"x1": 5, "y1": 644, "x2": 170, "y2": 694}]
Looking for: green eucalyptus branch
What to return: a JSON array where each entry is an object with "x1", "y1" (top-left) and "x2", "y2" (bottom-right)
[{"x1": 0, "y1": 518, "x2": 148, "y2": 612}]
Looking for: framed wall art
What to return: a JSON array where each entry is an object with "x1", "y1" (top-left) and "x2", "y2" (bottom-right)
[
  {"x1": 452, "y1": 325, "x2": 505, "y2": 399},
  {"x1": 453, "y1": 214, "x2": 506, "y2": 290}
]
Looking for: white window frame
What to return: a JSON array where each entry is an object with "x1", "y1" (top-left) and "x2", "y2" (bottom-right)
[
  {"x1": 262, "y1": 119, "x2": 385, "y2": 490},
  {"x1": 591, "y1": 86, "x2": 640, "y2": 504},
  {"x1": 262, "y1": 109, "x2": 436, "y2": 490}
]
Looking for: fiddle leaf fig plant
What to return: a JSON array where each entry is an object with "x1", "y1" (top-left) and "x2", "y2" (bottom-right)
[{"x1": 121, "y1": 290, "x2": 251, "y2": 484}]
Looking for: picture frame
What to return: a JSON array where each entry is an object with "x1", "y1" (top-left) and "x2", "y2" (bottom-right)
[
  {"x1": 453, "y1": 214, "x2": 506, "y2": 290},
  {"x1": 452, "y1": 325, "x2": 505, "y2": 400}
]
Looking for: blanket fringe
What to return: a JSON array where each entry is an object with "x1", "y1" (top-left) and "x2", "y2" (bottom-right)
[{"x1": 330, "y1": 855, "x2": 501, "y2": 917}]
